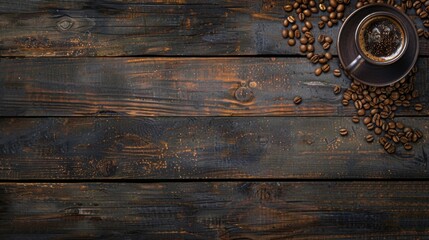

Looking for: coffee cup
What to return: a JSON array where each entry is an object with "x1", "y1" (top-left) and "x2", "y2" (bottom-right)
[{"x1": 345, "y1": 11, "x2": 408, "y2": 73}]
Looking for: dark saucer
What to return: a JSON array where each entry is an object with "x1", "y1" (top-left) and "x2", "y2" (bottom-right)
[{"x1": 337, "y1": 4, "x2": 419, "y2": 86}]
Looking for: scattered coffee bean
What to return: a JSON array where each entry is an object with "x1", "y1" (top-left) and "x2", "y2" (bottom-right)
[
  {"x1": 325, "y1": 52, "x2": 333, "y2": 60},
  {"x1": 333, "y1": 69, "x2": 341, "y2": 77},
  {"x1": 418, "y1": 28, "x2": 424, "y2": 37},
  {"x1": 291, "y1": 24, "x2": 298, "y2": 31},
  {"x1": 307, "y1": 44, "x2": 314, "y2": 52},
  {"x1": 305, "y1": 21, "x2": 313, "y2": 29},
  {"x1": 300, "y1": 37, "x2": 308, "y2": 45},
  {"x1": 322, "y1": 42, "x2": 331, "y2": 50},
  {"x1": 414, "y1": 103, "x2": 423, "y2": 111},
  {"x1": 293, "y1": 96, "x2": 302, "y2": 105},
  {"x1": 299, "y1": 44, "x2": 307, "y2": 53},
  {"x1": 404, "y1": 143, "x2": 413, "y2": 150},
  {"x1": 314, "y1": 67, "x2": 322, "y2": 76},
  {"x1": 352, "y1": 115, "x2": 360, "y2": 123},
  {"x1": 294, "y1": 29, "x2": 301, "y2": 38},
  {"x1": 318, "y1": 21, "x2": 325, "y2": 29},
  {"x1": 339, "y1": 128, "x2": 348, "y2": 136},
  {"x1": 284, "y1": 4, "x2": 293, "y2": 12},
  {"x1": 321, "y1": 64, "x2": 330, "y2": 72},
  {"x1": 287, "y1": 16, "x2": 296, "y2": 23},
  {"x1": 288, "y1": 38, "x2": 296, "y2": 46},
  {"x1": 366, "y1": 134, "x2": 374, "y2": 142},
  {"x1": 298, "y1": 12, "x2": 305, "y2": 21},
  {"x1": 334, "y1": 85, "x2": 341, "y2": 95}
]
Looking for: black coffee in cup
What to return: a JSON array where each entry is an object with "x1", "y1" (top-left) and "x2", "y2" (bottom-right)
[{"x1": 358, "y1": 16, "x2": 405, "y2": 63}]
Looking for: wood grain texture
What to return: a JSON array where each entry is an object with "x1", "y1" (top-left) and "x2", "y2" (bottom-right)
[
  {"x1": 0, "y1": 0, "x2": 428, "y2": 56},
  {"x1": 1, "y1": 182, "x2": 429, "y2": 239},
  {"x1": 0, "y1": 57, "x2": 428, "y2": 116},
  {"x1": 1, "y1": 117, "x2": 428, "y2": 180}
]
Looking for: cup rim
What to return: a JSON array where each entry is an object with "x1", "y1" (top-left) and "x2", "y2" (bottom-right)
[{"x1": 354, "y1": 11, "x2": 408, "y2": 66}]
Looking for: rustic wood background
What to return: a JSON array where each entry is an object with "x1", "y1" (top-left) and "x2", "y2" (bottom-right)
[{"x1": 0, "y1": 0, "x2": 429, "y2": 238}]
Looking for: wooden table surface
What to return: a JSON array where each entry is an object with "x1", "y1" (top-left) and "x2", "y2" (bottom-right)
[{"x1": 1, "y1": 0, "x2": 429, "y2": 239}]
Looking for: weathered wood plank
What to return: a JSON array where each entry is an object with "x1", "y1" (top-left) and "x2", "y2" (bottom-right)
[
  {"x1": 0, "y1": 117, "x2": 428, "y2": 180},
  {"x1": 0, "y1": 57, "x2": 428, "y2": 116},
  {"x1": 1, "y1": 182, "x2": 429, "y2": 239},
  {"x1": 0, "y1": 0, "x2": 428, "y2": 56}
]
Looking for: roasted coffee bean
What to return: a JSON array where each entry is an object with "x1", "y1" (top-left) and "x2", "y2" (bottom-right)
[
  {"x1": 412, "y1": 133, "x2": 418, "y2": 143},
  {"x1": 283, "y1": 19, "x2": 290, "y2": 27},
  {"x1": 291, "y1": 24, "x2": 299, "y2": 31},
  {"x1": 304, "y1": 32, "x2": 313, "y2": 39},
  {"x1": 425, "y1": 31, "x2": 429, "y2": 39},
  {"x1": 380, "y1": 111, "x2": 389, "y2": 119},
  {"x1": 321, "y1": 64, "x2": 330, "y2": 72},
  {"x1": 319, "y1": 57, "x2": 328, "y2": 64},
  {"x1": 415, "y1": 129, "x2": 423, "y2": 139},
  {"x1": 392, "y1": 135, "x2": 400, "y2": 143},
  {"x1": 386, "y1": 144, "x2": 396, "y2": 154},
  {"x1": 404, "y1": 127, "x2": 412, "y2": 133},
  {"x1": 293, "y1": 2, "x2": 300, "y2": 9},
  {"x1": 318, "y1": 21, "x2": 325, "y2": 29},
  {"x1": 384, "y1": 142, "x2": 392, "y2": 150},
  {"x1": 339, "y1": 128, "x2": 348, "y2": 136},
  {"x1": 404, "y1": 143, "x2": 413, "y2": 150},
  {"x1": 334, "y1": 85, "x2": 341, "y2": 95},
  {"x1": 299, "y1": 44, "x2": 307, "y2": 53},
  {"x1": 367, "y1": 122, "x2": 375, "y2": 130},
  {"x1": 282, "y1": 29, "x2": 288, "y2": 38},
  {"x1": 402, "y1": 100, "x2": 411, "y2": 107},
  {"x1": 329, "y1": 0, "x2": 338, "y2": 8},
  {"x1": 388, "y1": 121, "x2": 396, "y2": 129},
  {"x1": 300, "y1": 37, "x2": 308, "y2": 45},
  {"x1": 304, "y1": 9, "x2": 312, "y2": 17},
  {"x1": 287, "y1": 16, "x2": 296, "y2": 23},
  {"x1": 420, "y1": 11, "x2": 428, "y2": 19},
  {"x1": 288, "y1": 38, "x2": 296, "y2": 46},
  {"x1": 414, "y1": 103, "x2": 423, "y2": 111},
  {"x1": 396, "y1": 121, "x2": 404, "y2": 129},
  {"x1": 298, "y1": 12, "x2": 305, "y2": 21},
  {"x1": 305, "y1": 21, "x2": 313, "y2": 29},
  {"x1": 329, "y1": 12, "x2": 337, "y2": 19},
  {"x1": 352, "y1": 115, "x2": 359, "y2": 123},
  {"x1": 319, "y1": 3, "x2": 327, "y2": 11},
  {"x1": 321, "y1": 15, "x2": 329, "y2": 22},
  {"x1": 356, "y1": 1, "x2": 364, "y2": 8},
  {"x1": 406, "y1": 0, "x2": 412, "y2": 9},
  {"x1": 308, "y1": 36, "x2": 315, "y2": 44},
  {"x1": 374, "y1": 127, "x2": 382, "y2": 135},
  {"x1": 294, "y1": 29, "x2": 301, "y2": 38},
  {"x1": 366, "y1": 134, "x2": 374, "y2": 143},
  {"x1": 354, "y1": 100, "x2": 363, "y2": 110},
  {"x1": 325, "y1": 52, "x2": 333, "y2": 60},
  {"x1": 413, "y1": 1, "x2": 422, "y2": 9},
  {"x1": 310, "y1": 54, "x2": 320, "y2": 63},
  {"x1": 307, "y1": 44, "x2": 314, "y2": 52},
  {"x1": 322, "y1": 42, "x2": 331, "y2": 50},
  {"x1": 363, "y1": 117, "x2": 371, "y2": 125},
  {"x1": 327, "y1": 20, "x2": 333, "y2": 27},
  {"x1": 293, "y1": 96, "x2": 302, "y2": 105},
  {"x1": 333, "y1": 69, "x2": 341, "y2": 77},
  {"x1": 314, "y1": 67, "x2": 322, "y2": 76},
  {"x1": 400, "y1": 136, "x2": 408, "y2": 144},
  {"x1": 306, "y1": 52, "x2": 314, "y2": 59},
  {"x1": 337, "y1": 3, "x2": 345, "y2": 12},
  {"x1": 388, "y1": 129, "x2": 398, "y2": 136},
  {"x1": 424, "y1": 20, "x2": 429, "y2": 28},
  {"x1": 342, "y1": 99, "x2": 349, "y2": 106},
  {"x1": 337, "y1": 12, "x2": 344, "y2": 20},
  {"x1": 379, "y1": 136, "x2": 387, "y2": 145},
  {"x1": 318, "y1": 34, "x2": 325, "y2": 43},
  {"x1": 357, "y1": 108, "x2": 365, "y2": 116},
  {"x1": 284, "y1": 4, "x2": 293, "y2": 12},
  {"x1": 301, "y1": 26, "x2": 309, "y2": 33}
]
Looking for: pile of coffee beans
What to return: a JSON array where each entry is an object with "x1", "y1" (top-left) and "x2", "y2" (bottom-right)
[
  {"x1": 281, "y1": 0, "x2": 425, "y2": 154},
  {"x1": 341, "y1": 66, "x2": 424, "y2": 153}
]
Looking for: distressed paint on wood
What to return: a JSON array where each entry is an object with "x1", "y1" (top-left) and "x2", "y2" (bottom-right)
[
  {"x1": 0, "y1": 57, "x2": 427, "y2": 116},
  {"x1": 0, "y1": 117, "x2": 428, "y2": 180},
  {"x1": 1, "y1": 182, "x2": 429, "y2": 239},
  {"x1": 0, "y1": 0, "x2": 428, "y2": 56}
]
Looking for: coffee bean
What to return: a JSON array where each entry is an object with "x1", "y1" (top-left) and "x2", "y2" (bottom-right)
[
  {"x1": 367, "y1": 122, "x2": 375, "y2": 130},
  {"x1": 329, "y1": 0, "x2": 338, "y2": 8},
  {"x1": 334, "y1": 85, "x2": 341, "y2": 95},
  {"x1": 333, "y1": 69, "x2": 341, "y2": 77},
  {"x1": 342, "y1": 99, "x2": 349, "y2": 106},
  {"x1": 317, "y1": 34, "x2": 325, "y2": 43},
  {"x1": 352, "y1": 115, "x2": 359, "y2": 123},
  {"x1": 299, "y1": 44, "x2": 307, "y2": 53},
  {"x1": 420, "y1": 11, "x2": 428, "y2": 19},
  {"x1": 404, "y1": 143, "x2": 413, "y2": 150},
  {"x1": 293, "y1": 2, "x2": 300, "y2": 9},
  {"x1": 386, "y1": 144, "x2": 396, "y2": 154},
  {"x1": 392, "y1": 135, "x2": 400, "y2": 143},
  {"x1": 322, "y1": 64, "x2": 330, "y2": 72},
  {"x1": 318, "y1": 21, "x2": 325, "y2": 29},
  {"x1": 415, "y1": 129, "x2": 423, "y2": 139},
  {"x1": 291, "y1": 24, "x2": 298, "y2": 31},
  {"x1": 327, "y1": 21, "x2": 333, "y2": 27},
  {"x1": 288, "y1": 38, "x2": 296, "y2": 46},
  {"x1": 315, "y1": 67, "x2": 323, "y2": 76},
  {"x1": 337, "y1": 12, "x2": 344, "y2": 20},
  {"x1": 424, "y1": 20, "x2": 429, "y2": 28},
  {"x1": 402, "y1": 100, "x2": 411, "y2": 107},
  {"x1": 321, "y1": 15, "x2": 329, "y2": 22},
  {"x1": 366, "y1": 135, "x2": 374, "y2": 142},
  {"x1": 283, "y1": 19, "x2": 290, "y2": 27},
  {"x1": 293, "y1": 96, "x2": 302, "y2": 105},
  {"x1": 325, "y1": 52, "x2": 333, "y2": 60},
  {"x1": 339, "y1": 128, "x2": 348, "y2": 136},
  {"x1": 404, "y1": 127, "x2": 412, "y2": 133},
  {"x1": 336, "y1": 4, "x2": 345, "y2": 12},
  {"x1": 287, "y1": 16, "x2": 296, "y2": 23},
  {"x1": 406, "y1": 0, "x2": 412, "y2": 9},
  {"x1": 305, "y1": 21, "x2": 313, "y2": 29},
  {"x1": 282, "y1": 29, "x2": 288, "y2": 38},
  {"x1": 412, "y1": 133, "x2": 419, "y2": 143},
  {"x1": 319, "y1": 57, "x2": 328, "y2": 64},
  {"x1": 356, "y1": 2, "x2": 363, "y2": 8},
  {"x1": 413, "y1": 1, "x2": 422, "y2": 9},
  {"x1": 322, "y1": 42, "x2": 330, "y2": 50},
  {"x1": 294, "y1": 29, "x2": 301, "y2": 39},
  {"x1": 354, "y1": 100, "x2": 363, "y2": 110},
  {"x1": 425, "y1": 31, "x2": 429, "y2": 39},
  {"x1": 357, "y1": 108, "x2": 365, "y2": 116},
  {"x1": 307, "y1": 44, "x2": 314, "y2": 52},
  {"x1": 379, "y1": 136, "x2": 387, "y2": 145},
  {"x1": 284, "y1": 4, "x2": 293, "y2": 12},
  {"x1": 319, "y1": 3, "x2": 326, "y2": 11},
  {"x1": 388, "y1": 121, "x2": 396, "y2": 129},
  {"x1": 329, "y1": 12, "x2": 337, "y2": 19},
  {"x1": 301, "y1": 26, "x2": 309, "y2": 33},
  {"x1": 304, "y1": 32, "x2": 313, "y2": 38},
  {"x1": 383, "y1": 141, "x2": 392, "y2": 150},
  {"x1": 374, "y1": 127, "x2": 382, "y2": 135},
  {"x1": 303, "y1": 9, "x2": 311, "y2": 17},
  {"x1": 418, "y1": 28, "x2": 424, "y2": 37},
  {"x1": 300, "y1": 37, "x2": 308, "y2": 45},
  {"x1": 310, "y1": 54, "x2": 320, "y2": 63},
  {"x1": 363, "y1": 117, "x2": 371, "y2": 125},
  {"x1": 380, "y1": 111, "x2": 389, "y2": 119},
  {"x1": 400, "y1": 136, "x2": 408, "y2": 144},
  {"x1": 414, "y1": 103, "x2": 423, "y2": 111},
  {"x1": 308, "y1": 36, "x2": 315, "y2": 44},
  {"x1": 298, "y1": 13, "x2": 305, "y2": 21}
]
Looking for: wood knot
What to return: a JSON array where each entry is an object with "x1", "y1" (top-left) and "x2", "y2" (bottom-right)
[
  {"x1": 57, "y1": 16, "x2": 74, "y2": 31},
  {"x1": 234, "y1": 86, "x2": 254, "y2": 102}
]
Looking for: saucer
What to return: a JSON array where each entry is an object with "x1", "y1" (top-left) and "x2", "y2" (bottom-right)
[{"x1": 337, "y1": 4, "x2": 419, "y2": 86}]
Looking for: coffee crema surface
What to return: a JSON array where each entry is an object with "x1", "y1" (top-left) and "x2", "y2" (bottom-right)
[{"x1": 358, "y1": 16, "x2": 405, "y2": 62}]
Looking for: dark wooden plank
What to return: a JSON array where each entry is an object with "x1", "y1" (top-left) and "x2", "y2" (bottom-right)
[
  {"x1": 0, "y1": 0, "x2": 428, "y2": 56},
  {"x1": 0, "y1": 117, "x2": 428, "y2": 180},
  {"x1": 0, "y1": 57, "x2": 428, "y2": 116},
  {"x1": 1, "y1": 182, "x2": 429, "y2": 239}
]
